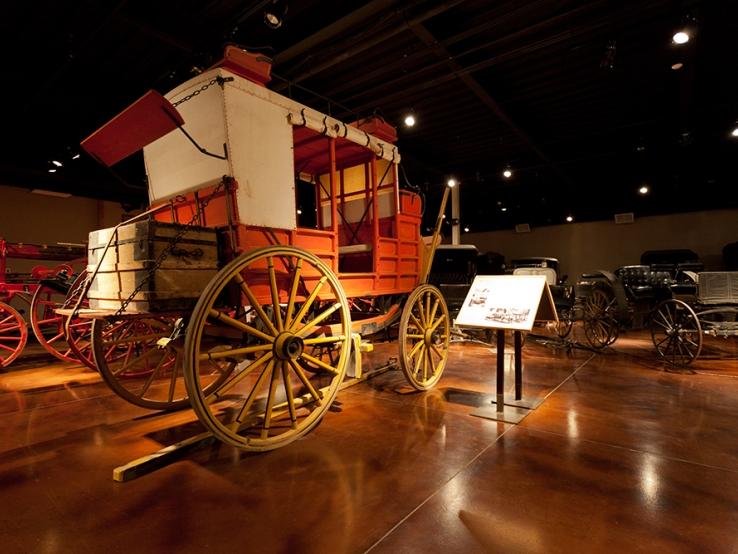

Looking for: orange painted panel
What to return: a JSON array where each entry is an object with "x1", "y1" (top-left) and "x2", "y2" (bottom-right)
[
  {"x1": 399, "y1": 241, "x2": 418, "y2": 257},
  {"x1": 377, "y1": 239, "x2": 398, "y2": 256},
  {"x1": 399, "y1": 258, "x2": 419, "y2": 274},
  {"x1": 400, "y1": 191, "x2": 422, "y2": 216}
]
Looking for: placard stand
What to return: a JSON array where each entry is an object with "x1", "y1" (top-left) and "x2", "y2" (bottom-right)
[
  {"x1": 470, "y1": 329, "x2": 543, "y2": 423},
  {"x1": 455, "y1": 275, "x2": 557, "y2": 424}
]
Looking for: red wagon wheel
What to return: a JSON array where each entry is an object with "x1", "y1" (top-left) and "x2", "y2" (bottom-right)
[
  {"x1": 30, "y1": 275, "x2": 82, "y2": 364},
  {"x1": 0, "y1": 302, "x2": 28, "y2": 367}
]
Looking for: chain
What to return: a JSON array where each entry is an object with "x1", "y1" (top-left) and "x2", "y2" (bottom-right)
[
  {"x1": 113, "y1": 178, "x2": 229, "y2": 316},
  {"x1": 171, "y1": 76, "x2": 233, "y2": 107}
]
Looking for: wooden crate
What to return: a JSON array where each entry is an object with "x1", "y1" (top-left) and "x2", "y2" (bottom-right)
[{"x1": 87, "y1": 220, "x2": 219, "y2": 312}]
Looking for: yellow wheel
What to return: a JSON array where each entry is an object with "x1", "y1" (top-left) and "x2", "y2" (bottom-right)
[
  {"x1": 183, "y1": 246, "x2": 351, "y2": 451},
  {"x1": 399, "y1": 284, "x2": 450, "y2": 391}
]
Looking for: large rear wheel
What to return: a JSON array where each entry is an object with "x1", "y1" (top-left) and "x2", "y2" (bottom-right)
[{"x1": 184, "y1": 246, "x2": 351, "y2": 451}]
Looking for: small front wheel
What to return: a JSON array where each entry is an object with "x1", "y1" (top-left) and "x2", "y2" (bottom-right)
[{"x1": 398, "y1": 284, "x2": 450, "y2": 391}]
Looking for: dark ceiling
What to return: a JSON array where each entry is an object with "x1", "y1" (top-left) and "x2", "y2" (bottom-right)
[{"x1": 2, "y1": 0, "x2": 737, "y2": 232}]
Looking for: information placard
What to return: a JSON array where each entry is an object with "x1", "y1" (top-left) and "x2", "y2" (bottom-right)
[{"x1": 455, "y1": 275, "x2": 557, "y2": 331}]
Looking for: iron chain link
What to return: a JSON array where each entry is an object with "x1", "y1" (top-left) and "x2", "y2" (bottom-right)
[{"x1": 171, "y1": 76, "x2": 232, "y2": 107}]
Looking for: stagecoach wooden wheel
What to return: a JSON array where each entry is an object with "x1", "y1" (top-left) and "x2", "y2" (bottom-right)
[
  {"x1": 650, "y1": 298, "x2": 702, "y2": 366},
  {"x1": 184, "y1": 246, "x2": 351, "y2": 451},
  {"x1": 0, "y1": 302, "x2": 27, "y2": 367},
  {"x1": 92, "y1": 315, "x2": 232, "y2": 410},
  {"x1": 30, "y1": 281, "x2": 81, "y2": 364},
  {"x1": 398, "y1": 284, "x2": 450, "y2": 391}
]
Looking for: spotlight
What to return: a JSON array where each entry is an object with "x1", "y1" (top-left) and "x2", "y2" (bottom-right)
[
  {"x1": 672, "y1": 31, "x2": 689, "y2": 44},
  {"x1": 48, "y1": 169, "x2": 57, "y2": 173},
  {"x1": 731, "y1": 125, "x2": 738, "y2": 138},
  {"x1": 671, "y1": 62, "x2": 684, "y2": 70},
  {"x1": 264, "y1": 0, "x2": 287, "y2": 29},
  {"x1": 72, "y1": 153, "x2": 80, "y2": 160},
  {"x1": 501, "y1": 207, "x2": 507, "y2": 212},
  {"x1": 638, "y1": 185, "x2": 650, "y2": 195},
  {"x1": 566, "y1": 215, "x2": 573, "y2": 223},
  {"x1": 51, "y1": 160, "x2": 62, "y2": 167},
  {"x1": 296, "y1": 209, "x2": 302, "y2": 215},
  {"x1": 463, "y1": 226, "x2": 470, "y2": 233},
  {"x1": 403, "y1": 114, "x2": 416, "y2": 127},
  {"x1": 502, "y1": 167, "x2": 512, "y2": 179},
  {"x1": 447, "y1": 178, "x2": 457, "y2": 188}
]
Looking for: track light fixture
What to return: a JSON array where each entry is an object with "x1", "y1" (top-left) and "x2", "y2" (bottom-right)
[{"x1": 264, "y1": 0, "x2": 288, "y2": 29}]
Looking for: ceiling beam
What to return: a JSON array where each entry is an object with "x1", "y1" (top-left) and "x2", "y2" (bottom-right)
[
  {"x1": 275, "y1": 0, "x2": 467, "y2": 88},
  {"x1": 275, "y1": 0, "x2": 400, "y2": 66},
  {"x1": 406, "y1": 22, "x2": 572, "y2": 185}
]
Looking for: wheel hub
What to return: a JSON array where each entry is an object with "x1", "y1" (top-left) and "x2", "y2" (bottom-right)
[
  {"x1": 274, "y1": 332, "x2": 304, "y2": 360},
  {"x1": 424, "y1": 328, "x2": 435, "y2": 345}
]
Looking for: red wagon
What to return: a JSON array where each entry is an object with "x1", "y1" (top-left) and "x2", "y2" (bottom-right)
[
  {"x1": 0, "y1": 239, "x2": 86, "y2": 367},
  {"x1": 70, "y1": 46, "x2": 452, "y2": 453}
]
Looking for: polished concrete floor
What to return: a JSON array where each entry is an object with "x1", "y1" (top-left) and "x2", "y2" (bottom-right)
[{"x1": 1, "y1": 328, "x2": 737, "y2": 553}]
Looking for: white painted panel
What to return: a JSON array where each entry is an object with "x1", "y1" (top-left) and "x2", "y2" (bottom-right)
[
  {"x1": 224, "y1": 81, "x2": 296, "y2": 230},
  {"x1": 144, "y1": 70, "x2": 231, "y2": 203}
]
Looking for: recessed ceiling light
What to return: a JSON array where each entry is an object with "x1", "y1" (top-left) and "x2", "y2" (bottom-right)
[
  {"x1": 671, "y1": 62, "x2": 684, "y2": 70},
  {"x1": 638, "y1": 185, "x2": 650, "y2": 195},
  {"x1": 296, "y1": 209, "x2": 302, "y2": 215},
  {"x1": 502, "y1": 168, "x2": 512, "y2": 179},
  {"x1": 403, "y1": 114, "x2": 416, "y2": 127},
  {"x1": 731, "y1": 126, "x2": 738, "y2": 138},
  {"x1": 72, "y1": 153, "x2": 80, "y2": 160},
  {"x1": 463, "y1": 226, "x2": 470, "y2": 233},
  {"x1": 48, "y1": 168, "x2": 57, "y2": 173},
  {"x1": 672, "y1": 31, "x2": 689, "y2": 44},
  {"x1": 501, "y1": 207, "x2": 507, "y2": 212},
  {"x1": 51, "y1": 160, "x2": 62, "y2": 167},
  {"x1": 566, "y1": 215, "x2": 574, "y2": 223},
  {"x1": 447, "y1": 178, "x2": 457, "y2": 188}
]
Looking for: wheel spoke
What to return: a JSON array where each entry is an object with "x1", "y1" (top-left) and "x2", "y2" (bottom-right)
[
  {"x1": 288, "y1": 359, "x2": 322, "y2": 405},
  {"x1": 289, "y1": 276, "x2": 328, "y2": 332},
  {"x1": 167, "y1": 351, "x2": 179, "y2": 402},
  {"x1": 214, "y1": 352, "x2": 273, "y2": 398},
  {"x1": 112, "y1": 346, "x2": 160, "y2": 376},
  {"x1": 428, "y1": 297, "x2": 440, "y2": 328},
  {"x1": 303, "y1": 335, "x2": 345, "y2": 346},
  {"x1": 234, "y1": 360, "x2": 274, "y2": 424},
  {"x1": 233, "y1": 273, "x2": 279, "y2": 336},
  {"x1": 199, "y1": 343, "x2": 272, "y2": 361},
  {"x1": 413, "y1": 344, "x2": 426, "y2": 377},
  {"x1": 407, "y1": 339, "x2": 424, "y2": 361},
  {"x1": 409, "y1": 312, "x2": 423, "y2": 331},
  {"x1": 415, "y1": 299, "x2": 427, "y2": 328},
  {"x1": 284, "y1": 258, "x2": 303, "y2": 328},
  {"x1": 430, "y1": 343, "x2": 444, "y2": 360},
  {"x1": 261, "y1": 359, "x2": 281, "y2": 438},
  {"x1": 300, "y1": 352, "x2": 340, "y2": 375},
  {"x1": 139, "y1": 353, "x2": 168, "y2": 398},
  {"x1": 208, "y1": 309, "x2": 274, "y2": 342},
  {"x1": 267, "y1": 257, "x2": 284, "y2": 332},
  {"x1": 280, "y1": 361, "x2": 297, "y2": 427},
  {"x1": 295, "y1": 302, "x2": 341, "y2": 338}
]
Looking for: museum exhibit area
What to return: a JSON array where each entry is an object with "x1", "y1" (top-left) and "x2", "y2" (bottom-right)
[{"x1": 2, "y1": 2, "x2": 738, "y2": 552}]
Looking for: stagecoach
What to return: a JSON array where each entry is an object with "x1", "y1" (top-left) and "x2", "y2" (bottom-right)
[{"x1": 64, "y1": 47, "x2": 452, "y2": 452}]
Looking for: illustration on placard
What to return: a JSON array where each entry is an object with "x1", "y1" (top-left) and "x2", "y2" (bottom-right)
[{"x1": 456, "y1": 275, "x2": 555, "y2": 331}]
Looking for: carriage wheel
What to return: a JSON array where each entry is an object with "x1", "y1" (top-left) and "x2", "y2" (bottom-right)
[
  {"x1": 0, "y1": 302, "x2": 27, "y2": 367},
  {"x1": 650, "y1": 299, "x2": 702, "y2": 366},
  {"x1": 30, "y1": 281, "x2": 81, "y2": 364},
  {"x1": 184, "y1": 246, "x2": 351, "y2": 451},
  {"x1": 398, "y1": 284, "x2": 450, "y2": 391},
  {"x1": 582, "y1": 287, "x2": 619, "y2": 349},
  {"x1": 92, "y1": 315, "x2": 232, "y2": 410},
  {"x1": 63, "y1": 271, "x2": 98, "y2": 371}
]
